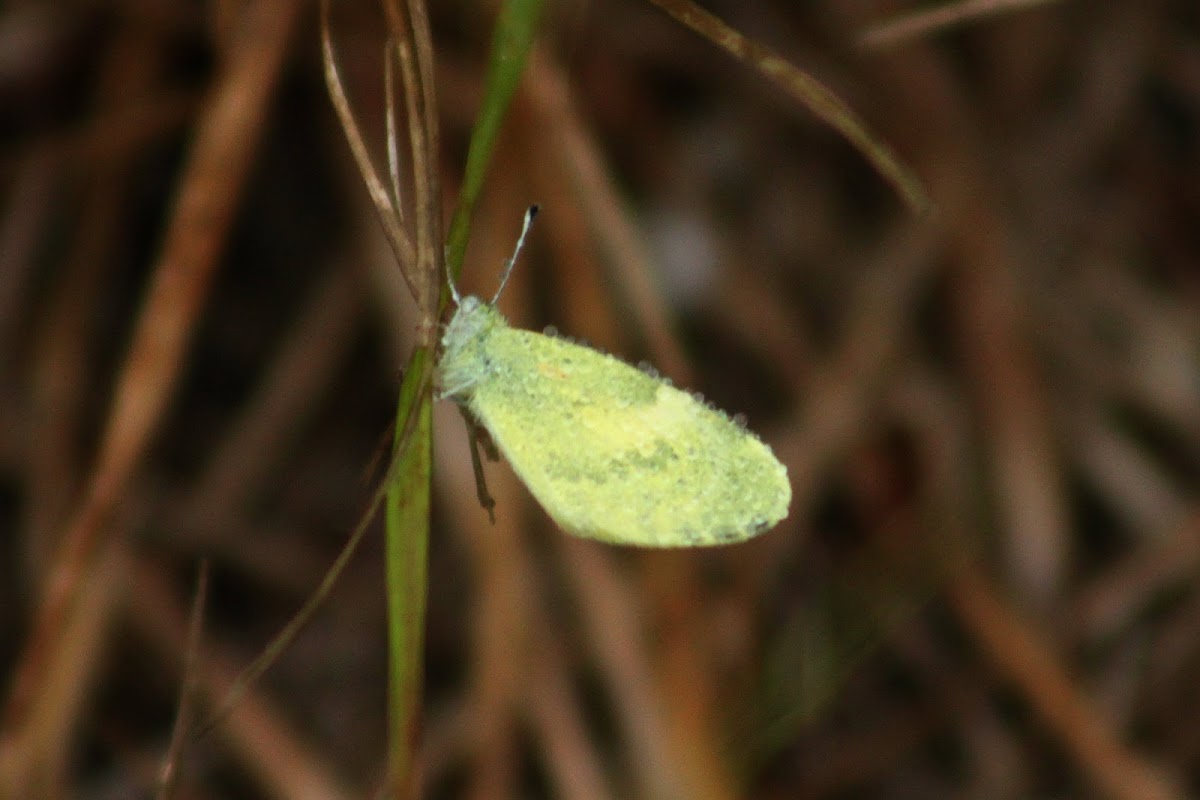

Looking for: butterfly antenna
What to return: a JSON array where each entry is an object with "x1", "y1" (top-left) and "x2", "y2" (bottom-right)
[
  {"x1": 447, "y1": 263, "x2": 461, "y2": 305},
  {"x1": 491, "y1": 204, "x2": 539, "y2": 305}
]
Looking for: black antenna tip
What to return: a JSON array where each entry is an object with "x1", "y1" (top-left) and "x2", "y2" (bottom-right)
[{"x1": 527, "y1": 204, "x2": 540, "y2": 217}]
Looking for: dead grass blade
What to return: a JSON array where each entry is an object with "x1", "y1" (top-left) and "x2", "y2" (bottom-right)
[{"x1": 646, "y1": 0, "x2": 931, "y2": 215}]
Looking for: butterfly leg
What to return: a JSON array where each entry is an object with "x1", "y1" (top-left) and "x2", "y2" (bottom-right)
[{"x1": 457, "y1": 406, "x2": 498, "y2": 523}]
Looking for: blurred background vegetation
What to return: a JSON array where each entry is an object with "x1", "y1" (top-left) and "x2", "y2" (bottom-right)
[{"x1": 1, "y1": 0, "x2": 1198, "y2": 797}]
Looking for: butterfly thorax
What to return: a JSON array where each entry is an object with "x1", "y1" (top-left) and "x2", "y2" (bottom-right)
[{"x1": 436, "y1": 296, "x2": 507, "y2": 400}]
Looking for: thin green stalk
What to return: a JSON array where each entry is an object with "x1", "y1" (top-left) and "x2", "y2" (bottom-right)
[
  {"x1": 384, "y1": 348, "x2": 433, "y2": 798},
  {"x1": 444, "y1": 0, "x2": 545, "y2": 284},
  {"x1": 382, "y1": 0, "x2": 544, "y2": 796}
]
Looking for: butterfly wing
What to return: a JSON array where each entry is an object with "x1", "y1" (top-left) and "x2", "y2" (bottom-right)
[{"x1": 465, "y1": 328, "x2": 790, "y2": 546}]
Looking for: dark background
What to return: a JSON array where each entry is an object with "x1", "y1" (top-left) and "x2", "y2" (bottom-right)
[{"x1": 1, "y1": 0, "x2": 1198, "y2": 797}]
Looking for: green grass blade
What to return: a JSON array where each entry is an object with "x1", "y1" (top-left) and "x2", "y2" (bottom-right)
[
  {"x1": 444, "y1": 0, "x2": 545, "y2": 287},
  {"x1": 384, "y1": 347, "x2": 433, "y2": 797},
  {"x1": 382, "y1": 1, "x2": 542, "y2": 794}
]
